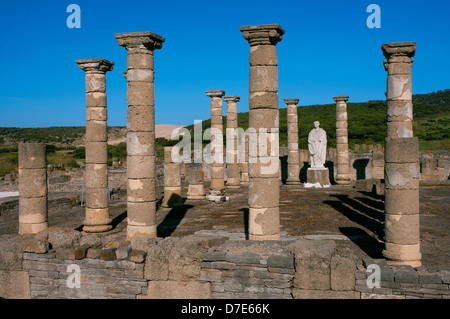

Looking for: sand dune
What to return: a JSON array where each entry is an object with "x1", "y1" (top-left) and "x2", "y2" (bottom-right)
[{"x1": 155, "y1": 124, "x2": 186, "y2": 140}]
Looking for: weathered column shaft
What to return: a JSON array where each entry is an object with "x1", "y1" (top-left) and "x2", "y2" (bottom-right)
[
  {"x1": 333, "y1": 95, "x2": 351, "y2": 185},
  {"x1": 116, "y1": 31, "x2": 165, "y2": 240},
  {"x1": 382, "y1": 41, "x2": 421, "y2": 267},
  {"x1": 187, "y1": 163, "x2": 206, "y2": 199},
  {"x1": 284, "y1": 98, "x2": 300, "y2": 185},
  {"x1": 241, "y1": 24, "x2": 284, "y2": 240},
  {"x1": 206, "y1": 90, "x2": 225, "y2": 190},
  {"x1": 371, "y1": 149, "x2": 385, "y2": 179},
  {"x1": 162, "y1": 147, "x2": 182, "y2": 208},
  {"x1": 18, "y1": 143, "x2": 48, "y2": 234},
  {"x1": 225, "y1": 96, "x2": 240, "y2": 188},
  {"x1": 76, "y1": 58, "x2": 114, "y2": 233},
  {"x1": 240, "y1": 137, "x2": 249, "y2": 185}
]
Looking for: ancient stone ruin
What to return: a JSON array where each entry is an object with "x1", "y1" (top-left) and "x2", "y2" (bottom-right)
[
  {"x1": 0, "y1": 25, "x2": 449, "y2": 301},
  {"x1": 76, "y1": 58, "x2": 114, "y2": 233}
]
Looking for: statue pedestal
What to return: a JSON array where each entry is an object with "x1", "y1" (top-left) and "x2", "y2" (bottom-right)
[{"x1": 305, "y1": 168, "x2": 330, "y2": 188}]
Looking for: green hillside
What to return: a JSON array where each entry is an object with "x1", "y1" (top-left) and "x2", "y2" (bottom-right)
[{"x1": 185, "y1": 89, "x2": 450, "y2": 151}]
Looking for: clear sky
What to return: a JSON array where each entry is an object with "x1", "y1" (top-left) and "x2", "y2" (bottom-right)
[{"x1": 0, "y1": 0, "x2": 449, "y2": 127}]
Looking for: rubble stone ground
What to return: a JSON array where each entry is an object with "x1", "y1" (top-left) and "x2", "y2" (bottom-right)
[{"x1": 0, "y1": 182, "x2": 448, "y2": 269}]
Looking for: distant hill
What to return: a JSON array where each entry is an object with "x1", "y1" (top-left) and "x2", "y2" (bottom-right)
[
  {"x1": 185, "y1": 89, "x2": 450, "y2": 151},
  {"x1": 0, "y1": 90, "x2": 449, "y2": 151},
  {"x1": 0, "y1": 125, "x2": 184, "y2": 150}
]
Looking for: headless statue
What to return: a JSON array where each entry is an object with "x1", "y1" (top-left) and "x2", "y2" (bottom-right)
[{"x1": 308, "y1": 121, "x2": 327, "y2": 168}]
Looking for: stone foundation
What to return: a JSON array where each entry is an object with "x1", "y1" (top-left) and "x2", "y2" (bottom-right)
[
  {"x1": 2, "y1": 231, "x2": 448, "y2": 299},
  {"x1": 305, "y1": 168, "x2": 330, "y2": 187}
]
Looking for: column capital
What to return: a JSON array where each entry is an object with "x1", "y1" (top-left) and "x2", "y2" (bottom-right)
[
  {"x1": 206, "y1": 90, "x2": 225, "y2": 98},
  {"x1": 224, "y1": 96, "x2": 240, "y2": 103},
  {"x1": 333, "y1": 95, "x2": 349, "y2": 102},
  {"x1": 76, "y1": 58, "x2": 114, "y2": 73},
  {"x1": 240, "y1": 24, "x2": 284, "y2": 46},
  {"x1": 115, "y1": 31, "x2": 165, "y2": 51},
  {"x1": 382, "y1": 41, "x2": 416, "y2": 60},
  {"x1": 284, "y1": 98, "x2": 299, "y2": 105}
]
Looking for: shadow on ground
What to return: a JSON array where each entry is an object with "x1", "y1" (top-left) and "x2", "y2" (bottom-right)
[
  {"x1": 157, "y1": 202, "x2": 194, "y2": 237},
  {"x1": 324, "y1": 193, "x2": 385, "y2": 258}
]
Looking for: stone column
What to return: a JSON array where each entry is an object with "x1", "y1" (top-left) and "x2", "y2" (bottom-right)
[
  {"x1": 371, "y1": 149, "x2": 385, "y2": 180},
  {"x1": 187, "y1": 163, "x2": 206, "y2": 199},
  {"x1": 382, "y1": 41, "x2": 421, "y2": 267},
  {"x1": 333, "y1": 95, "x2": 351, "y2": 185},
  {"x1": 115, "y1": 31, "x2": 165, "y2": 240},
  {"x1": 76, "y1": 58, "x2": 114, "y2": 233},
  {"x1": 18, "y1": 143, "x2": 48, "y2": 235},
  {"x1": 206, "y1": 90, "x2": 225, "y2": 190},
  {"x1": 240, "y1": 138, "x2": 249, "y2": 185},
  {"x1": 162, "y1": 147, "x2": 182, "y2": 208},
  {"x1": 284, "y1": 98, "x2": 300, "y2": 185},
  {"x1": 241, "y1": 24, "x2": 284, "y2": 240},
  {"x1": 224, "y1": 95, "x2": 240, "y2": 189}
]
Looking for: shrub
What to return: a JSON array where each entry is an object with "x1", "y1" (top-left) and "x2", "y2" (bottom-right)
[
  {"x1": 46, "y1": 144, "x2": 57, "y2": 154},
  {"x1": 108, "y1": 143, "x2": 127, "y2": 159},
  {"x1": 73, "y1": 147, "x2": 85, "y2": 159}
]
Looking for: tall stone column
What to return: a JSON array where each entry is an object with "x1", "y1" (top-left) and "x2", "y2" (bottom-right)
[
  {"x1": 18, "y1": 143, "x2": 48, "y2": 235},
  {"x1": 382, "y1": 41, "x2": 421, "y2": 267},
  {"x1": 241, "y1": 24, "x2": 284, "y2": 240},
  {"x1": 115, "y1": 31, "x2": 165, "y2": 240},
  {"x1": 206, "y1": 90, "x2": 225, "y2": 190},
  {"x1": 240, "y1": 136, "x2": 249, "y2": 185},
  {"x1": 284, "y1": 98, "x2": 300, "y2": 185},
  {"x1": 76, "y1": 58, "x2": 114, "y2": 233},
  {"x1": 187, "y1": 163, "x2": 206, "y2": 199},
  {"x1": 224, "y1": 95, "x2": 240, "y2": 189},
  {"x1": 333, "y1": 95, "x2": 351, "y2": 185},
  {"x1": 162, "y1": 147, "x2": 182, "y2": 208}
]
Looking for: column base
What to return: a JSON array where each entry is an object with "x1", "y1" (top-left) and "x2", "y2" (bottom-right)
[
  {"x1": 126, "y1": 224, "x2": 157, "y2": 241},
  {"x1": 226, "y1": 177, "x2": 241, "y2": 188},
  {"x1": 187, "y1": 184, "x2": 206, "y2": 200},
  {"x1": 335, "y1": 177, "x2": 351, "y2": 185},
  {"x1": 210, "y1": 181, "x2": 225, "y2": 190},
  {"x1": 187, "y1": 194, "x2": 206, "y2": 200},
  {"x1": 19, "y1": 222, "x2": 48, "y2": 235},
  {"x1": 382, "y1": 242, "x2": 422, "y2": 267},
  {"x1": 83, "y1": 224, "x2": 113, "y2": 233},
  {"x1": 248, "y1": 233, "x2": 280, "y2": 241},
  {"x1": 286, "y1": 180, "x2": 301, "y2": 185},
  {"x1": 240, "y1": 173, "x2": 249, "y2": 185},
  {"x1": 84, "y1": 208, "x2": 112, "y2": 233}
]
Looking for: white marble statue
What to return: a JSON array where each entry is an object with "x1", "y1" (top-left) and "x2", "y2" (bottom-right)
[{"x1": 308, "y1": 121, "x2": 327, "y2": 168}]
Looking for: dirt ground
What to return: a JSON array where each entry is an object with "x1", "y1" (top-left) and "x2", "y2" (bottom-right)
[{"x1": 0, "y1": 182, "x2": 448, "y2": 269}]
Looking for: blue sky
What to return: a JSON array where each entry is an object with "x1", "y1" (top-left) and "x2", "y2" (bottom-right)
[{"x1": 0, "y1": 0, "x2": 449, "y2": 127}]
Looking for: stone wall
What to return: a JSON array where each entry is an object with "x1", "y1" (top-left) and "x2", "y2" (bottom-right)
[
  {"x1": 200, "y1": 241, "x2": 294, "y2": 299},
  {"x1": 23, "y1": 251, "x2": 147, "y2": 299},
  {"x1": 1, "y1": 229, "x2": 449, "y2": 299},
  {"x1": 356, "y1": 260, "x2": 450, "y2": 299},
  {"x1": 420, "y1": 152, "x2": 450, "y2": 182}
]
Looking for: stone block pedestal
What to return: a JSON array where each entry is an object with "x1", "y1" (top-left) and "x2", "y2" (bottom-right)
[{"x1": 305, "y1": 168, "x2": 330, "y2": 188}]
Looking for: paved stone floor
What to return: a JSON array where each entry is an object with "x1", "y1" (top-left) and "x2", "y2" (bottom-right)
[{"x1": 0, "y1": 182, "x2": 449, "y2": 269}]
